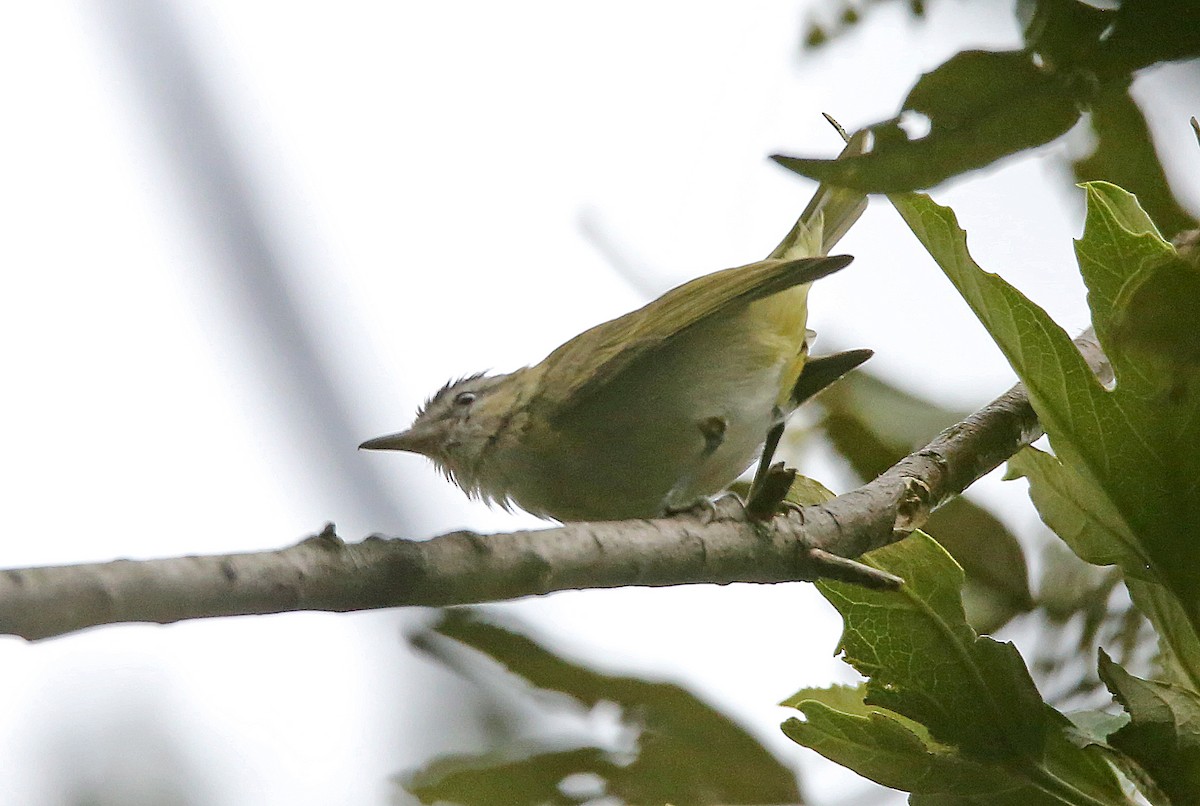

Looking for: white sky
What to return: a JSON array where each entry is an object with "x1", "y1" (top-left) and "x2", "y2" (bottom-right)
[{"x1": 0, "y1": 2, "x2": 1196, "y2": 804}]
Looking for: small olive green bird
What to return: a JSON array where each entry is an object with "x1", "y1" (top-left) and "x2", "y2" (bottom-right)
[{"x1": 362, "y1": 135, "x2": 870, "y2": 521}]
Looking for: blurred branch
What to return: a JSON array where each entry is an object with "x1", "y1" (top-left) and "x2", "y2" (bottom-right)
[
  {"x1": 97, "y1": 2, "x2": 407, "y2": 527},
  {"x1": 576, "y1": 208, "x2": 663, "y2": 299},
  {"x1": 0, "y1": 334, "x2": 1109, "y2": 642}
]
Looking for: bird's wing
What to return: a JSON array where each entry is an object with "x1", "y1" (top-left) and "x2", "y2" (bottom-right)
[
  {"x1": 533, "y1": 129, "x2": 868, "y2": 421},
  {"x1": 532, "y1": 254, "x2": 853, "y2": 417}
]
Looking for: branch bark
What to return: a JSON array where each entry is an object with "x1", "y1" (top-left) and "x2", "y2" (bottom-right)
[{"x1": 0, "y1": 334, "x2": 1108, "y2": 641}]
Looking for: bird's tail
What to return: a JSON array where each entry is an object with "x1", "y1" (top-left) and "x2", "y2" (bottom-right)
[{"x1": 767, "y1": 127, "x2": 868, "y2": 260}]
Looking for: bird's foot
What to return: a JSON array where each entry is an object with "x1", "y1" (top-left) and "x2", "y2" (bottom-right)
[
  {"x1": 658, "y1": 495, "x2": 719, "y2": 524},
  {"x1": 744, "y1": 462, "x2": 797, "y2": 522}
]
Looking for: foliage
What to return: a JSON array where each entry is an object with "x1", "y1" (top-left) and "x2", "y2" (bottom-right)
[
  {"x1": 784, "y1": 534, "x2": 1124, "y2": 803},
  {"x1": 783, "y1": 185, "x2": 1200, "y2": 803},
  {"x1": 896, "y1": 183, "x2": 1200, "y2": 616},
  {"x1": 402, "y1": 610, "x2": 803, "y2": 805},
  {"x1": 785, "y1": 0, "x2": 1199, "y2": 238}
]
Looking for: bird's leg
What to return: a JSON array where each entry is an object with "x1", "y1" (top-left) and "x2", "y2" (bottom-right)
[
  {"x1": 659, "y1": 415, "x2": 727, "y2": 518},
  {"x1": 745, "y1": 349, "x2": 874, "y2": 520},
  {"x1": 749, "y1": 415, "x2": 785, "y2": 496},
  {"x1": 745, "y1": 416, "x2": 793, "y2": 520}
]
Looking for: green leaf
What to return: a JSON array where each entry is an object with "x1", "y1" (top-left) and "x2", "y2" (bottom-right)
[
  {"x1": 1108, "y1": 254, "x2": 1200, "y2": 384},
  {"x1": 891, "y1": 186, "x2": 1200, "y2": 635},
  {"x1": 782, "y1": 683, "x2": 871, "y2": 714},
  {"x1": 1073, "y1": 184, "x2": 1200, "y2": 613},
  {"x1": 1062, "y1": 707, "x2": 1175, "y2": 806},
  {"x1": 772, "y1": 51, "x2": 1082, "y2": 192},
  {"x1": 1006, "y1": 446, "x2": 1146, "y2": 574},
  {"x1": 408, "y1": 610, "x2": 801, "y2": 806},
  {"x1": 889, "y1": 191, "x2": 1123, "y2": 477},
  {"x1": 405, "y1": 746, "x2": 613, "y2": 806},
  {"x1": 816, "y1": 533, "x2": 1046, "y2": 761},
  {"x1": 1098, "y1": 0, "x2": 1200, "y2": 73},
  {"x1": 906, "y1": 725, "x2": 1130, "y2": 806},
  {"x1": 1098, "y1": 650, "x2": 1200, "y2": 803},
  {"x1": 783, "y1": 685, "x2": 1064, "y2": 799},
  {"x1": 1126, "y1": 578, "x2": 1200, "y2": 695},
  {"x1": 787, "y1": 535, "x2": 1125, "y2": 803},
  {"x1": 783, "y1": 473, "x2": 837, "y2": 507},
  {"x1": 1073, "y1": 182, "x2": 1175, "y2": 377},
  {"x1": 922, "y1": 496, "x2": 1034, "y2": 633},
  {"x1": 782, "y1": 697, "x2": 1018, "y2": 796},
  {"x1": 1062, "y1": 709, "x2": 1130, "y2": 747},
  {"x1": 1020, "y1": 0, "x2": 1112, "y2": 70}
]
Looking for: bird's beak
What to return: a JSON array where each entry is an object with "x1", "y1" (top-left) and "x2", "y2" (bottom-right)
[{"x1": 359, "y1": 423, "x2": 441, "y2": 456}]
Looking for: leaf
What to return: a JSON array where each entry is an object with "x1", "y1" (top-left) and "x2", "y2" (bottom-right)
[
  {"x1": 1098, "y1": 650, "x2": 1200, "y2": 804},
  {"x1": 1019, "y1": 0, "x2": 1112, "y2": 70},
  {"x1": 772, "y1": 51, "x2": 1082, "y2": 192},
  {"x1": 906, "y1": 726, "x2": 1130, "y2": 806},
  {"x1": 922, "y1": 496, "x2": 1034, "y2": 633},
  {"x1": 783, "y1": 695, "x2": 1018, "y2": 796},
  {"x1": 785, "y1": 534, "x2": 1125, "y2": 802},
  {"x1": 1126, "y1": 577, "x2": 1200, "y2": 695},
  {"x1": 815, "y1": 533, "x2": 1046, "y2": 760},
  {"x1": 1073, "y1": 182, "x2": 1176, "y2": 373},
  {"x1": 405, "y1": 746, "x2": 614, "y2": 806},
  {"x1": 407, "y1": 610, "x2": 801, "y2": 806},
  {"x1": 889, "y1": 191, "x2": 1120, "y2": 471},
  {"x1": 784, "y1": 0, "x2": 1200, "y2": 193},
  {"x1": 783, "y1": 685, "x2": 1062, "y2": 799},
  {"x1": 1098, "y1": 0, "x2": 1200, "y2": 73},
  {"x1": 1108, "y1": 253, "x2": 1200, "y2": 381},
  {"x1": 782, "y1": 683, "x2": 872, "y2": 714},
  {"x1": 1027, "y1": 542, "x2": 1146, "y2": 707},
  {"x1": 1062, "y1": 709, "x2": 1130, "y2": 746},
  {"x1": 783, "y1": 473, "x2": 837, "y2": 507},
  {"x1": 1062, "y1": 705, "x2": 1174, "y2": 806},
  {"x1": 1006, "y1": 446, "x2": 1146, "y2": 574},
  {"x1": 890, "y1": 186, "x2": 1200, "y2": 636}
]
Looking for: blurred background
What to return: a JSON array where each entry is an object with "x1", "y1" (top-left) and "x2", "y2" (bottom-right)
[{"x1": 0, "y1": 1, "x2": 1196, "y2": 804}]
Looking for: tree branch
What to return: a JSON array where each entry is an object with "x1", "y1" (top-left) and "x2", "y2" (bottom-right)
[{"x1": 0, "y1": 334, "x2": 1108, "y2": 641}]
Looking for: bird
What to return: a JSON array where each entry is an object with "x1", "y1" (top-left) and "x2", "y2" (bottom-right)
[{"x1": 361, "y1": 134, "x2": 870, "y2": 522}]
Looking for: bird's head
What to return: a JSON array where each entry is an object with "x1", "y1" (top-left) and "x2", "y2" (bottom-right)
[{"x1": 359, "y1": 371, "x2": 521, "y2": 501}]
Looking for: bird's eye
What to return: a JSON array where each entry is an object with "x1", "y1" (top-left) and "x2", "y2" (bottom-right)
[{"x1": 453, "y1": 391, "x2": 477, "y2": 406}]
